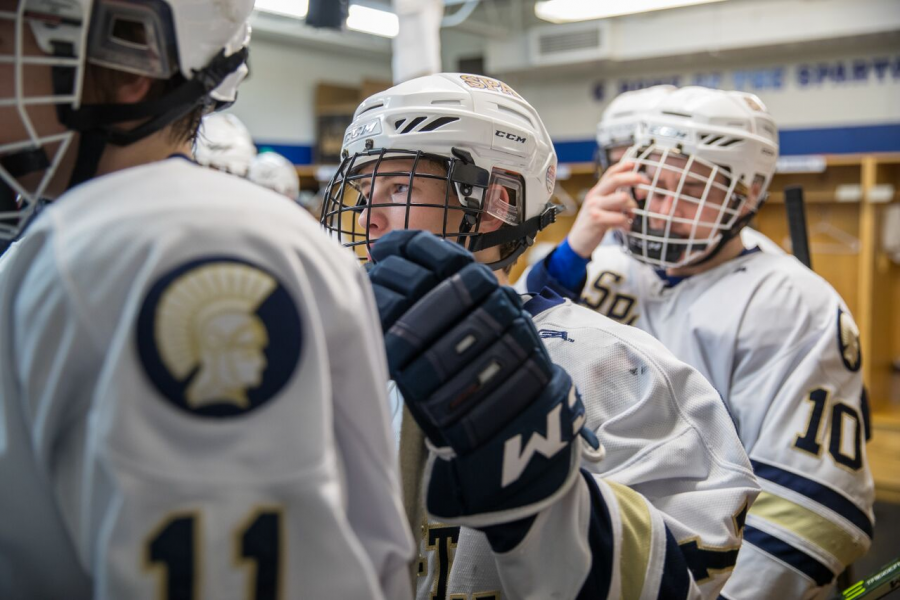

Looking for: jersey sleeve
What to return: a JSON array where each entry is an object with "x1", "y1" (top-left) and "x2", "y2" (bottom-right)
[
  {"x1": 514, "y1": 247, "x2": 585, "y2": 300},
  {"x1": 321, "y1": 257, "x2": 416, "y2": 599},
  {"x1": 477, "y1": 313, "x2": 760, "y2": 600},
  {"x1": 7, "y1": 207, "x2": 413, "y2": 599},
  {"x1": 721, "y1": 273, "x2": 875, "y2": 600}
]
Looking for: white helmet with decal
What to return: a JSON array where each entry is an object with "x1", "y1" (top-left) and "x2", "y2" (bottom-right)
[
  {"x1": 248, "y1": 152, "x2": 300, "y2": 200},
  {"x1": 596, "y1": 85, "x2": 676, "y2": 171},
  {"x1": 0, "y1": 0, "x2": 254, "y2": 242},
  {"x1": 195, "y1": 113, "x2": 258, "y2": 177},
  {"x1": 622, "y1": 86, "x2": 779, "y2": 268},
  {"x1": 320, "y1": 73, "x2": 558, "y2": 269}
]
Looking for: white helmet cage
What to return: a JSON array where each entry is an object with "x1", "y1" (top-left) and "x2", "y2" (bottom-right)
[
  {"x1": 248, "y1": 151, "x2": 300, "y2": 199},
  {"x1": 596, "y1": 85, "x2": 676, "y2": 173},
  {"x1": 320, "y1": 73, "x2": 559, "y2": 270},
  {"x1": 0, "y1": 0, "x2": 253, "y2": 242},
  {"x1": 194, "y1": 112, "x2": 257, "y2": 177},
  {"x1": 621, "y1": 86, "x2": 779, "y2": 269}
]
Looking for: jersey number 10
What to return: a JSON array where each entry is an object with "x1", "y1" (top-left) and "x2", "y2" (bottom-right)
[
  {"x1": 793, "y1": 388, "x2": 863, "y2": 471},
  {"x1": 146, "y1": 508, "x2": 282, "y2": 600}
]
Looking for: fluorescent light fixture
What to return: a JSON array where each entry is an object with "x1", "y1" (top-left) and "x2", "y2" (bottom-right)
[
  {"x1": 535, "y1": 0, "x2": 727, "y2": 23},
  {"x1": 347, "y1": 4, "x2": 400, "y2": 38},
  {"x1": 255, "y1": 0, "x2": 309, "y2": 19},
  {"x1": 254, "y1": 1, "x2": 398, "y2": 38}
]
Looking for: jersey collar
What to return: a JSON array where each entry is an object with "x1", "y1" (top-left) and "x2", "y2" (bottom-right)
[
  {"x1": 653, "y1": 245, "x2": 763, "y2": 288},
  {"x1": 523, "y1": 286, "x2": 566, "y2": 318}
]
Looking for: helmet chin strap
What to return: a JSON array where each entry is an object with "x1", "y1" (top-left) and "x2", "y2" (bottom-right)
[
  {"x1": 0, "y1": 148, "x2": 53, "y2": 234},
  {"x1": 53, "y1": 47, "x2": 249, "y2": 190}
]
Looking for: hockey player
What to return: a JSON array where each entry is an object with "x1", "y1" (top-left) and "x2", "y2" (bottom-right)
[
  {"x1": 591, "y1": 84, "x2": 782, "y2": 256},
  {"x1": 0, "y1": 1, "x2": 412, "y2": 598},
  {"x1": 321, "y1": 73, "x2": 760, "y2": 600},
  {"x1": 248, "y1": 151, "x2": 301, "y2": 201},
  {"x1": 522, "y1": 86, "x2": 874, "y2": 599},
  {"x1": 193, "y1": 112, "x2": 259, "y2": 177}
]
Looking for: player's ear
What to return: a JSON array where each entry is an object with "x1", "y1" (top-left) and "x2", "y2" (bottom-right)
[
  {"x1": 479, "y1": 183, "x2": 508, "y2": 234},
  {"x1": 113, "y1": 75, "x2": 154, "y2": 104},
  {"x1": 746, "y1": 174, "x2": 767, "y2": 207}
]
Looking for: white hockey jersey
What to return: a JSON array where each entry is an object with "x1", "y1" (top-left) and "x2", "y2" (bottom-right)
[
  {"x1": 0, "y1": 158, "x2": 414, "y2": 599},
  {"x1": 412, "y1": 289, "x2": 760, "y2": 600},
  {"x1": 523, "y1": 244, "x2": 875, "y2": 599}
]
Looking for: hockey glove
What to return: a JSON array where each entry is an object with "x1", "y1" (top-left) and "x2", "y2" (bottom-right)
[{"x1": 368, "y1": 230, "x2": 597, "y2": 527}]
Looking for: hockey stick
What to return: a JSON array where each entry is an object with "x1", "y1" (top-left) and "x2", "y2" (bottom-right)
[
  {"x1": 842, "y1": 557, "x2": 900, "y2": 599},
  {"x1": 784, "y1": 185, "x2": 813, "y2": 269}
]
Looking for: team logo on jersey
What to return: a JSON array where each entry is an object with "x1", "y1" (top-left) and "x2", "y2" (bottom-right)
[
  {"x1": 538, "y1": 329, "x2": 574, "y2": 343},
  {"x1": 837, "y1": 307, "x2": 861, "y2": 372},
  {"x1": 137, "y1": 257, "x2": 302, "y2": 417}
]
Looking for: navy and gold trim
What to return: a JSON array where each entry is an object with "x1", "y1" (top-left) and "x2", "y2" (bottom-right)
[
  {"x1": 750, "y1": 459, "x2": 873, "y2": 538},
  {"x1": 743, "y1": 525, "x2": 834, "y2": 586},
  {"x1": 749, "y1": 492, "x2": 868, "y2": 568},
  {"x1": 577, "y1": 472, "x2": 614, "y2": 600}
]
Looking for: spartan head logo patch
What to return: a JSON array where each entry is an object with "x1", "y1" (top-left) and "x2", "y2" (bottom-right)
[
  {"x1": 137, "y1": 257, "x2": 302, "y2": 417},
  {"x1": 837, "y1": 307, "x2": 861, "y2": 372}
]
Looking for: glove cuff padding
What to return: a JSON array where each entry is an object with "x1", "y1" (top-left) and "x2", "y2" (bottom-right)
[{"x1": 423, "y1": 366, "x2": 586, "y2": 527}]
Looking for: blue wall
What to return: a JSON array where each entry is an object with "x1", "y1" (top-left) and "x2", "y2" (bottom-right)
[{"x1": 262, "y1": 123, "x2": 900, "y2": 165}]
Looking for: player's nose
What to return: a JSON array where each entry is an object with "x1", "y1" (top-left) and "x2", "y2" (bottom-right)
[
  {"x1": 357, "y1": 203, "x2": 390, "y2": 236},
  {"x1": 648, "y1": 190, "x2": 679, "y2": 228}
]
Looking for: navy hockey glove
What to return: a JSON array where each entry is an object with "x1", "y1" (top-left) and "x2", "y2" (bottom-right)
[{"x1": 368, "y1": 230, "x2": 598, "y2": 527}]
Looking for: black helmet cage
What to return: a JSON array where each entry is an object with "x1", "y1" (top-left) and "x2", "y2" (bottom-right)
[{"x1": 321, "y1": 146, "x2": 522, "y2": 264}]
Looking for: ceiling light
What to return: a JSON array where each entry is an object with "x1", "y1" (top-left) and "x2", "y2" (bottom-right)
[
  {"x1": 535, "y1": 0, "x2": 727, "y2": 23},
  {"x1": 255, "y1": 0, "x2": 309, "y2": 19},
  {"x1": 347, "y1": 5, "x2": 400, "y2": 38}
]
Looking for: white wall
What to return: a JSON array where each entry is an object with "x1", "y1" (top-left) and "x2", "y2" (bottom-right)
[
  {"x1": 224, "y1": 5, "x2": 898, "y2": 160},
  {"x1": 503, "y1": 44, "x2": 900, "y2": 141},
  {"x1": 229, "y1": 36, "x2": 392, "y2": 147}
]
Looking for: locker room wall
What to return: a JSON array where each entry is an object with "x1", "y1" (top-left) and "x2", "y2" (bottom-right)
[
  {"x1": 227, "y1": 36, "x2": 392, "y2": 160},
  {"x1": 230, "y1": 7, "x2": 899, "y2": 163}
]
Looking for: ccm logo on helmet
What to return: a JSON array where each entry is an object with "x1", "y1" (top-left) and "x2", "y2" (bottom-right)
[{"x1": 496, "y1": 130, "x2": 527, "y2": 143}]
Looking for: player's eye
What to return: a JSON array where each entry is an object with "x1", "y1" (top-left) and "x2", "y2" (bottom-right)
[{"x1": 390, "y1": 183, "x2": 410, "y2": 200}]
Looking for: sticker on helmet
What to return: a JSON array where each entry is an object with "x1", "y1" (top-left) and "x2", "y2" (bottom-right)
[
  {"x1": 459, "y1": 75, "x2": 522, "y2": 99},
  {"x1": 546, "y1": 164, "x2": 556, "y2": 194},
  {"x1": 137, "y1": 257, "x2": 303, "y2": 418}
]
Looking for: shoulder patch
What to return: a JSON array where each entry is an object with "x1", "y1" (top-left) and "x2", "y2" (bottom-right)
[
  {"x1": 137, "y1": 257, "x2": 302, "y2": 417},
  {"x1": 837, "y1": 307, "x2": 861, "y2": 372}
]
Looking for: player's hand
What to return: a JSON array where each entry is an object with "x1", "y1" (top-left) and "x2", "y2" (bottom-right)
[
  {"x1": 567, "y1": 161, "x2": 648, "y2": 258},
  {"x1": 368, "y1": 231, "x2": 598, "y2": 527}
]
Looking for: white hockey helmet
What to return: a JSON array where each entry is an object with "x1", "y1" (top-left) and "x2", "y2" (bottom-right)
[
  {"x1": 622, "y1": 86, "x2": 779, "y2": 269},
  {"x1": 596, "y1": 85, "x2": 676, "y2": 172},
  {"x1": 195, "y1": 113, "x2": 258, "y2": 177},
  {"x1": 0, "y1": 0, "x2": 254, "y2": 242},
  {"x1": 248, "y1": 152, "x2": 300, "y2": 200},
  {"x1": 320, "y1": 73, "x2": 559, "y2": 270}
]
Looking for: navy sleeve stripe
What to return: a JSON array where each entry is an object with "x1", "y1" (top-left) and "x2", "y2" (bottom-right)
[
  {"x1": 660, "y1": 526, "x2": 691, "y2": 600},
  {"x1": 744, "y1": 525, "x2": 835, "y2": 587},
  {"x1": 750, "y1": 459, "x2": 873, "y2": 538},
  {"x1": 576, "y1": 471, "x2": 614, "y2": 600}
]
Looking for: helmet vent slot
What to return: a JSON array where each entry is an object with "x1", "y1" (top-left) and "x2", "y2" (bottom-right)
[
  {"x1": 358, "y1": 102, "x2": 384, "y2": 116},
  {"x1": 496, "y1": 104, "x2": 534, "y2": 128},
  {"x1": 394, "y1": 119, "x2": 406, "y2": 129},
  {"x1": 418, "y1": 116, "x2": 460, "y2": 132},
  {"x1": 400, "y1": 116, "x2": 427, "y2": 133}
]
